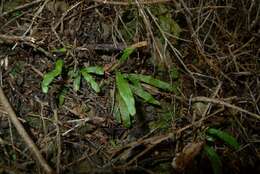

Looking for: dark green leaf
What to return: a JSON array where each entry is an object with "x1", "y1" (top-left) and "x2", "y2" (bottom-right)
[
  {"x1": 159, "y1": 14, "x2": 181, "y2": 38},
  {"x1": 52, "y1": 47, "x2": 67, "y2": 53},
  {"x1": 14, "y1": 11, "x2": 22, "y2": 17},
  {"x1": 41, "y1": 59, "x2": 64, "y2": 93},
  {"x1": 11, "y1": 154, "x2": 16, "y2": 161},
  {"x1": 149, "y1": 5, "x2": 181, "y2": 38},
  {"x1": 207, "y1": 128, "x2": 240, "y2": 150},
  {"x1": 58, "y1": 88, "x2": 68, "y2": 106},
  {"x1": 125, "y1": 74, "x2": 140, "y2": 86},
  {"x1": 57, "y1": 47, "x2": 67, "y2": 53},
  {"x1": 68, "y1": 69, "x2": 81, "y2": 92},
  {"x1": 116, "y1": 72, "x2": 136, "y2": 116},
  {"x1": 206, "y1": 135, "x2": 216, "y2": 142},
  {"x1": 83, "y1": 66, "x2": 104, "y2": 75},
  {"x1": 130, "y1": 84, "x2": 160, "y2": 105},
  {"x1": 68, "y1": 69, "x2": 77, "y2": 78},
  {"x1": 203, "y1": 145, "x2": 222, "y2": 174},
  {"x1": 113, "y1": 93, "x2": 122, "y2": 123},
  {"x1": 81, "y1": 70, "x2": 100, "y2": 93},
  {"x1": 120, "y1": 47, "x2": 135, "y2": 62},
  {"x1": 73, "y1": 74, "x2": 81, "y2": 92},
  {"x1": 113, "y1": 103, "x2": 122, "y2": 124},
  {"x1": 126, "y1": 73, "x2": 174, "y2": 92},
  {"x1": 117, "y1": 92, "x2": 131, "y2": 128},
  {"x1": 170, "y1": 67, "x2": 179, "y2": 80}
]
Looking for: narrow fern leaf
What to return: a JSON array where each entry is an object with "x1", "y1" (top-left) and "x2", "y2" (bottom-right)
[
  {"x1": 127, "y1": 73, "x2": 174, "y2": 92},
  {"x1": 41, "y1": 59, "x2": 63, "y2": 93},
  {"x1": 117, "y1": 92, "x2": 131, "y2": 128},
  {"x1": 84, "y1": 66, "x2": 104, "y2": 75},
  {"x1": 120, "y1": 47, "x2": 135, "y2": 62},
  {"x1": 81, "y1": 70, "x2": 100, "y2": 93},
  {"x1": 130, "y1": 84, "x2": 160, "y2": 105},
  {"x1": 207, "y1": 128, "x2": 240, "y2": 150},
  {"x1": 116, "y1": 72, "x2": 136, "y2": 116},
  {"x1": 204, "y1": 145, "x2": 222, "y2": 174}
]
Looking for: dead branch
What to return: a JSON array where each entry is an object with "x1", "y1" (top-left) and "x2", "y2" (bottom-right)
[
  {"x1": 0, "y1": 87, "x2": 54, "y2": 174},
  {"x1": 0, "y1": 34, "x2": 36, "y2": 43},
  {"x1": 0, "y1": 0, "x2": 43, "y2": 17},
  {"x1": 192, "y1": 96, "x2": 260, "y2": 120},
  {"x1": 0, "y1": 34, "x2": 54, "y2": 59},
  {"x1": 93, "y1": 0, "x2": 172, "y2": 5}
]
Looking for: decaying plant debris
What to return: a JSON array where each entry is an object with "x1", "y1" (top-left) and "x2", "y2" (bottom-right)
[{"x1": 0, "y1": 0, "x2": 259, "y2": 173}]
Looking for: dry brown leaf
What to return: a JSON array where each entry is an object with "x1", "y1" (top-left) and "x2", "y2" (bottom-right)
[
  {"x1": 46, "y1": 0, "x2": 68, "y2": 15},
  {"x1": 172, "y1": 141, "x2": 205, "y2": 171},
  {"x1": 193, "y1": 102, "x2": 208, "y2": 116}
]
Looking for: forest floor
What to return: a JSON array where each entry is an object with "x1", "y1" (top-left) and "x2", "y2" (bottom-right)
[{"x1": 0, "y1": 0, "x2": 259, "y2": 174}]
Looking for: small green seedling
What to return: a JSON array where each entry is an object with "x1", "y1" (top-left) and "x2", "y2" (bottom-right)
[
  {"x1": 114, "y1": 72, "x2": 175, "y2": 128},
  {"x1": 41, "y1": 59, "x2": 63, "y2": 93},
  {"x1": 126, "y1": 73, "x2": 176, "y2": 92},
  {"x1": 52, "y1": 47, "x2": 67, "y2": 53},
  {"x1": 207, "y1": 128, "x2": 240, "y2": 150},
  {"x1": 120, "y1": 47, "x2": 135, "y2": 63},
  {"x1": 81, "y1": 66, "x2": 104, "y2": 93},
  {"x1": 112, "y1": 45, "x2": 176, "y2": 127},
  {"x1": 203, "y1": 145, "x2": 222, "y2": 174},
  {"x1": 203, "y1": 128, "x2": 240, "y2": 174},
  {"x1": 67, "y1": 66, "x2": 105, "y2": 93},
  {"x1": 170, "y1": 67, "x2": 179, "y2": 80},
  {"x1": 42, "y1": 61, "x2": 104, "y2": 100},
  {"x1": 83, "y1": 66, "x2": 104, "y2": 75},
  {"x1": 116, "y1": 91, "x2": 132, "y2": 128},
  {"x1": 58, "y1": 87, "x2": 68, "y2": 106},
  {"x1": 68, "y1": 69, "x2": 81, "y2": 92},
  {"x1": 116, "y1": 72, "x2": 136, "y2": 116},
  {"x1": 129, "y1": 84, "x2": 160, "y2": 105}
]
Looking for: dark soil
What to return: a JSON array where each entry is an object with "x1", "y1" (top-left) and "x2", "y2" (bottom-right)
[{"x1": 0, "y1": 0, "x2": 259, "y2": 174}]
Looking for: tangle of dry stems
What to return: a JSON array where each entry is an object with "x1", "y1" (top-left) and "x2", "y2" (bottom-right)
[{"x1": 93, "y1": 0, "x2": 172, "y2": 5}]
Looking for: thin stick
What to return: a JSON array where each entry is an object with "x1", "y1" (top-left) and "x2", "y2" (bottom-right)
[
  {"x1": 93, "y1": 0, "x2": 171, "y2": 5},
  {"x1": 0, "y1": 34, "x2": 36, "y2": 43},
  {"x1": 53, "y1": 109, "x2": 61, "y2": 174},
  {"x1": 178, "y1": 0, "x2": 220, "y2": 73},
  {"x1": 0, "y1": 87, "x2": 54, "y2": 174},
  {"x1": 146, "y1": 8, "x2": 196, "y2": 80},
  {"x1": 192, "y1": 96, "x2": 260, "y2": 120},
  {"x1": 23, "y1": 0, "x2": 50, "y2": 37},
  {"x1": 0, "y1": 34, "x2": 54, "y2": 59},
  {"x1": 53, "y1": 1, "x2": 83, "y2": 31},
  {"x1": 198, "y1": 83, "x2": 222, "y2": 127},
  {"x1": 0, "y1": 0, "x2": 43, "y2": 17}
]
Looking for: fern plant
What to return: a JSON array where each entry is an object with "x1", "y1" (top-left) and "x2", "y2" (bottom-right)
[
  {"x1": 41, "y1": 59, "x2": 104, "y2": 94},
  {"x1": 109, "y1": 44, "x2": 177, "y2": 127},
  {"x1": 203, "y1": 128, "x2": 240, "y2": 174},
  {"x1": 115, "y1": 72, "x2": 177, "y2": 127}
]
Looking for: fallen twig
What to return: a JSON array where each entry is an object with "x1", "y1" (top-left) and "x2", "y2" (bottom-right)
[
  {"x1": 53, "y1": 108, "x2": 61, "y2": 174},
  {"x1": 0, "y1": 0, "x2": 43, "y2": 17},
  {"x1": 192, "y1": 96, "x2": 260, "y2": 120},
  {"x1": 0, "y1": 34, "x2": 54, "y2": 59},
  {"x1": 93, "y1": 0, "x2": 171, "y2": 5},
  {"x1": 178, "y1": 0, "x2": 220, "y2": 73},
  {"x1": 198, "y1": 83, "x2": 222, "y2": 126},
  {"x1": 111, "y1": 133, "x2": 174, "y2": 167},
  {"x1": 0, "y1": 34, "x2": 36, "y2": 43},
  {"x1": 0, "y1": 86, "x2": 54, "y2": 174},
  {"x1": 22, "y1": 0, "x2": 50, "y2": 37}
]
